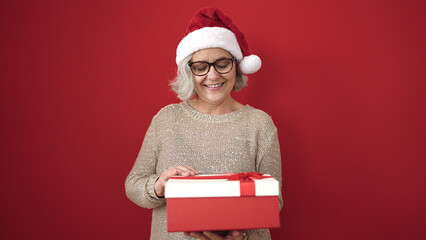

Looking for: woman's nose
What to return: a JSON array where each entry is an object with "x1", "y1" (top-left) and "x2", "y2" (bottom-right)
[{"x1": 206, "y1": 66, "x2": 220, "y2": 80}]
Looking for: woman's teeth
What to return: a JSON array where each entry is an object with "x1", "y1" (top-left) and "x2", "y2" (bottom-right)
[{"x1": 204, "y1": 82, "x2": 224, "y2": 88}]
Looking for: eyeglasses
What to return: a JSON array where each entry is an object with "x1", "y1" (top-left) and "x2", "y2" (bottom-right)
[{"x1": 188, "y1": 57, "x2": 236, "y2": 76}]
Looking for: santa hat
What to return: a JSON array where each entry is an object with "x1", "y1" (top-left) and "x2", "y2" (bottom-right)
[{"x1": 176, "y1": 7, "x2": 261, "y2": 75}]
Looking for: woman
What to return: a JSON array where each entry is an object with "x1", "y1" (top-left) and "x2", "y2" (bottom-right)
[{"x1": 125, "y1": 7, "x2": 282, "y2": 240}]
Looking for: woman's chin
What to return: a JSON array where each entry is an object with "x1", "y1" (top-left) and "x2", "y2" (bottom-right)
[{"x1": 199, "y1": 94, "x2": 230, "y2": 105}]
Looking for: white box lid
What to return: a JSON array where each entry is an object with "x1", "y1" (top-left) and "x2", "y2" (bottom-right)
[{"x1": 165, "y1": 173, "x2": 279, "y2": 198}]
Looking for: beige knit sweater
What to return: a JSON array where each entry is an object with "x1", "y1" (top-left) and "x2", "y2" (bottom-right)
[{"x1": 125, "y1": 102, "x2": 282, "y2": 240}]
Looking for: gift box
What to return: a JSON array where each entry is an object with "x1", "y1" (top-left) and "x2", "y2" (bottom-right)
[{"x1": 165, "y1": 172, "x2": 280, "y2": 232}]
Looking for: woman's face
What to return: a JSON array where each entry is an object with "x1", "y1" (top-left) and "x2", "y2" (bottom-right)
[{"x1": 190, "y1": 48, "x2": 236, "y2": 106}]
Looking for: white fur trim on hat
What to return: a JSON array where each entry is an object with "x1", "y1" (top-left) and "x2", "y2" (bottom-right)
[
  {"x1": 239, "y1": 55, "x2": 262, "y2": 74},
  {"x1": 176, "y1": 27, "x2": 243, "y2": 65}
]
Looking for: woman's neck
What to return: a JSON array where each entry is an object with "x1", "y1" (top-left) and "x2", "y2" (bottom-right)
[{"x1": 188, "y1": 97, "x2": 243, "y2": 115}]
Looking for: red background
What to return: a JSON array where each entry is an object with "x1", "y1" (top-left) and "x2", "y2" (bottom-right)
[{"x1": 1, "y1": 0, "x2": 425, "y2": 239}]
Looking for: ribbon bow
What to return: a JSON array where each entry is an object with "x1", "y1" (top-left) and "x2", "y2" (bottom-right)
[
  {"x1": 227, "y1": 172, "x2": 269, "y2": 181},
  {"x1": 227, "y1": 172, "x2": 272, "y2": 196}
]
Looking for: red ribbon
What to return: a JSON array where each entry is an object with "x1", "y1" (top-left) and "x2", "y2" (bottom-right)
[{"x1": 170, "y1": 172, "x2": 272, "y2": 197}]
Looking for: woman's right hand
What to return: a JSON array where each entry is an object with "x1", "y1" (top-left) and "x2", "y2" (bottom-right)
[
  {"x1": 154, "y1": 166, "x2": 199, "y2": 197},
  {"x1": 185, "y1": 230, "x2": 245, "y2": 240}
]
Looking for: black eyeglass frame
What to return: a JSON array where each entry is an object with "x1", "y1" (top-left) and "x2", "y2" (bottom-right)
[{"x1": 188, "y1": 57, "x2": 236, "y2": 76}]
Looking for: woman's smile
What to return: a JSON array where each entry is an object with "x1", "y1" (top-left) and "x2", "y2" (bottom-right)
[{"x1": 203, "y1": 82, "x2": 225, "y2": 89}]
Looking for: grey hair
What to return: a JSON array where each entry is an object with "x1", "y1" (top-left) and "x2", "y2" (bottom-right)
[{"x1": 170, "y1": 55, "x2": 248, "y2": 101}]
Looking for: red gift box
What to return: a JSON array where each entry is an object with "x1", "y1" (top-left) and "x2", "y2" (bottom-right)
[{"x1": 165, "y1": 172, "x2": 280, "y2": 232}]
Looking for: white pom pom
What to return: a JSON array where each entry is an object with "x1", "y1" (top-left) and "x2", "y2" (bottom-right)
[{"x1": 239, "y1": 55, "x2": 261, "y2": 74}]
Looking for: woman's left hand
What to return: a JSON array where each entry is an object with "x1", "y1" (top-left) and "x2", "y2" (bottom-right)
[{"x1": 185, "y1": 230, "x2": 245, "y2": 240}]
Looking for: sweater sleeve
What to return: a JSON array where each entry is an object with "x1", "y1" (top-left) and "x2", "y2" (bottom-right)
[
  {"x1": 244, "y1": 124, "x2": 282, "y2": 240},
  {"x1": 256, "y1": 117, "x2": 283, "y2": 211},
  {"x1": 125, "y1": 114, "x2": 166, "y2": 209}
]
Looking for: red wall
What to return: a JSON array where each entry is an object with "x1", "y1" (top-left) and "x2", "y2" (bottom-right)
[{"x1": 1, "y1": 0, "x2": 425, "y2": 239}]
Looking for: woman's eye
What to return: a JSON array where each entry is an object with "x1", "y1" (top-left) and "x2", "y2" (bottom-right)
[
  {"x1": 195, "y1": 66, "x2": 207, "y2": 71},
  {"x1": 192, "y1": 64, "x2": 207, "y2": 72},
  {"x1": 216, "y1": 61, "x2": 230, "y2": 69}
]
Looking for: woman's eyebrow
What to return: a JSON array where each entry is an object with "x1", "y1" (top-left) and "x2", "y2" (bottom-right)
[
  {"x1": 192, "y1": 56, "x2": 231, "y2": 62},
  {"x1": 214, "y1": 56, "x2": 231, "y2": 61}
]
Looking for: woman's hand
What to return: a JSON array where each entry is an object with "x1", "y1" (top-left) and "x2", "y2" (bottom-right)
[
  {"x1": 154, "y1": 166, "x2": 199, "y2": 197},
  {"x1": 185, "y1": 230, "x2": 245, "y2": 240}
]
